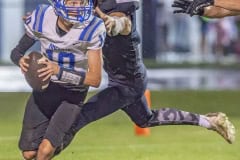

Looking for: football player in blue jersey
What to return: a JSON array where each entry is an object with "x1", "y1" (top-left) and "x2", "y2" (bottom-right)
[
  {"x1": 61, "y1": 0, "x2": 235, "y2": 149},
  {"x1": 172, "y1": 0, "x2": 240, "y2": 17},
  {"x1": 11, "y1": 0, "x2": 106, "y2": 159}
]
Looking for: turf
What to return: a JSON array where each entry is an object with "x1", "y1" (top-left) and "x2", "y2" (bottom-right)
[{"x1": 0, "y1": 91, "x2": 239, "y2": 160}]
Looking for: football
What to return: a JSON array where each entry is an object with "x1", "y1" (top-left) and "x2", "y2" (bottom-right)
[{"x1": 24, "y1": 51, "x2": 50, "y2": 91}]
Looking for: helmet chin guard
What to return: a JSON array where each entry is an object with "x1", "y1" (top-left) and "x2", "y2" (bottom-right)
[{"x1": 48, "y1": 0, "x2": 94, "y2": 24}]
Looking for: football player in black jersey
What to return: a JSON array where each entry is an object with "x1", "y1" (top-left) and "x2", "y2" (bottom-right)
[{"x1": 69, "y1": 0, "x2": 235, "y2": 146}]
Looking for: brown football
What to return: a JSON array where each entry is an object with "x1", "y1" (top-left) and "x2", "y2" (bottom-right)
[{"x1": 25, "y1": 51, "x2": 50, "y2": 91}]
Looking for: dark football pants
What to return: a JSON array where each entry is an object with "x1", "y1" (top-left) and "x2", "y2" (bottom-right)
[
  {"x1": 74, "y1": 75, "x2": 152, "y2": 131},
  {"x1": 73, "y1": 76, "x2": 200, "y2": 132},
  {"x1": 63, "y1": 75, "x2": 200, "y2": 150},
  {"x1": 75, "y1": 85, "x2": 152, "y2": 131},
  {"x1": 55, "y1": 77, "x2": 151, "y2": 151},
  {"x1": 19, "y1": 82, "x2": 87, "y2": 154}
]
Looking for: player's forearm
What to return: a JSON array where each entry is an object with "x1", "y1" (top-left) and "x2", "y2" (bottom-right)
[
  {"x1": 84, "y1": 71, "x2": 102, "y2": 88},
  {"x1": 83, "y1": 49, "x2": 102, "y2": 87},
  {"x1": 57, "y1": 50, "x2": 102, "y2": 87},
  {"x1": 203, "y1": 6, "x2": 240, "y2": 18},
  {"x1": 214, "y1": 0, "x2": 240, "y2": 12},
  {"x1": 57, "y1": 68, "x2": 101, "y2": 87},
  {"x1": 11, "y1": 34, "x2": 36, "y2": 66}
]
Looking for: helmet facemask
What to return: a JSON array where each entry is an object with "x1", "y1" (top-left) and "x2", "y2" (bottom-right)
[{"x1": 48, "y1": 0, "x2": 94, "y2": 24}]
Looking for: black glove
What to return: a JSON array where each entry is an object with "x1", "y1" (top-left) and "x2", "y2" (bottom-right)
[
  {"x1": 172, "y1": 0, "x2": 191, "y2": 14},
  {"x1": 172, "y1": 0, "x2": 204, "y2": 16},
  {"x1": 186, "y1": 0, "x2": 214, "y2": 16}
]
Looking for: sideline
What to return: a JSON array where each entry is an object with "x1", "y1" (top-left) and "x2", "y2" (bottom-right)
[{"x1": 0, "y1": 66, "x2": 240, "y2": 91}]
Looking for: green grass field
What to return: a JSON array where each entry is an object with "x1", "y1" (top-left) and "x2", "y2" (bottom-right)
[{"x1": 0, "y1": 91, "x2": 239, "y2": 160}]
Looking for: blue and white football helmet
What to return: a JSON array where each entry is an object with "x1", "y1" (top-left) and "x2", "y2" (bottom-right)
[{"x1": 48, "y1": 0, "x2": 94, "y2": 23}]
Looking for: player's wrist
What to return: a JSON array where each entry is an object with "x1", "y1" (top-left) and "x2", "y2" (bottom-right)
[{"x1": 57, "y1": 67, "x2": 86, "y2": 85}]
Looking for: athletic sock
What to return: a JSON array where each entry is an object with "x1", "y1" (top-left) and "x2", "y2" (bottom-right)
[{"x1": 198, "y1": 115, "x2": 211, "y2": 129}]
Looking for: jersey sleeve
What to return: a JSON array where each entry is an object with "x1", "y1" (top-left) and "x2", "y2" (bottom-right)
[
  {"x1": 24, "y1": 9, "x2": 38, "y2": 40},
  {"x1": 24, "y1": 4, "x2": 50, "y2": 40},
  {"x1": 87, "y1": 21, "x2": 106, "y2": 50}
]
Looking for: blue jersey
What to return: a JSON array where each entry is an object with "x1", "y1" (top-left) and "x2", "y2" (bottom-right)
[
  {"x1": 99, "y1": 0, "x2": 146, "y2": 84},
  {"x1": 24, "y1": 4, "x2": 106, "y2": 90}
]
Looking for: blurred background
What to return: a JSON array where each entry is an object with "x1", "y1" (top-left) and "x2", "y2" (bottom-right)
[
  {"x1": 0, "y1": 1, "x2": 239, "y2": 160},
  {"x1": 0, "y1": 0, "x2": 240, "y2": 91}
]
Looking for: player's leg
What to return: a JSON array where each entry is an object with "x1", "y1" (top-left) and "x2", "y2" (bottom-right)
[
  {"x1": 125, "y1": 96, "x2": 201, "y2": 127},
  {"x1": 19, "y1": 94, "x2": 49, "y2": 160},
  {"x1": 32, "y1": 82, "x2": 63, "y2": 119},
  {"x1": 122, "y1": 95, "x2": 235, "y2": 143},
  {"x1": 51, "y1": 86, "x2": 141, "y2": 157},
  {"x1": 74, "y1": 86, "x2": 138, "y2": 131},
  {"x1": 37, "y1": 100, "x2": 84, "y2": 159},
  {"x1": 20, "y1": 82, "x2": 65, "y2": 159},
  {"x1": 73, "y1": 64, "x2": 148, "y2": 130},
  {"x1": 33, "y1": 83, "x2": 87, "y2": 159}
]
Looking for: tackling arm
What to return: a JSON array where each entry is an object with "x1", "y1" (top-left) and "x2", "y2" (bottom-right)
[
  {"x1": 204, "y1": 6, "x2": 240, "y2": 18},
  {"x1": 172, "y1": 0, "x2": 240, "y2": 17},
  {"x1": 214, "y1": 0, "x2": 240, "y2": 12},
  {"x1": 95, "y1": 7, "x2": 132, "y2": 36},
  {"x1": 109, "y1": 12, "x2": 132, "y2": 36}
]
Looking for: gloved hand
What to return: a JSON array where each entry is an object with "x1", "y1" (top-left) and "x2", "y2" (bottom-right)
[
  {"x1": 95, "y1": 6, "x2": 131, "y2": 36},
  {"x1": 186, "y1": 0, "x2": 214, "y2": 16},
  {"x1": 172, "y1": 0, "x2": 205, "y2": 16},
  {"x1": 102, "y1": 14, "x2": 117, "y2": 36},
  {"x1": 172, "y1": 0, "x2": 192, "y2": 14}
]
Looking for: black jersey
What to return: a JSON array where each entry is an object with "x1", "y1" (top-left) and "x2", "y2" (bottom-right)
[{"x1": 98, "y1": 0, "x2": 146, "y2": 83}]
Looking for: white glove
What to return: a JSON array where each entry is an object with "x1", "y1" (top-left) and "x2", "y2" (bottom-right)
[
  {"x1": 103, "y1": 15, "x2": 117, "y2": 36},
  {"x1": 103, "y1": 15, "x2": 131, "y2": 36}
]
